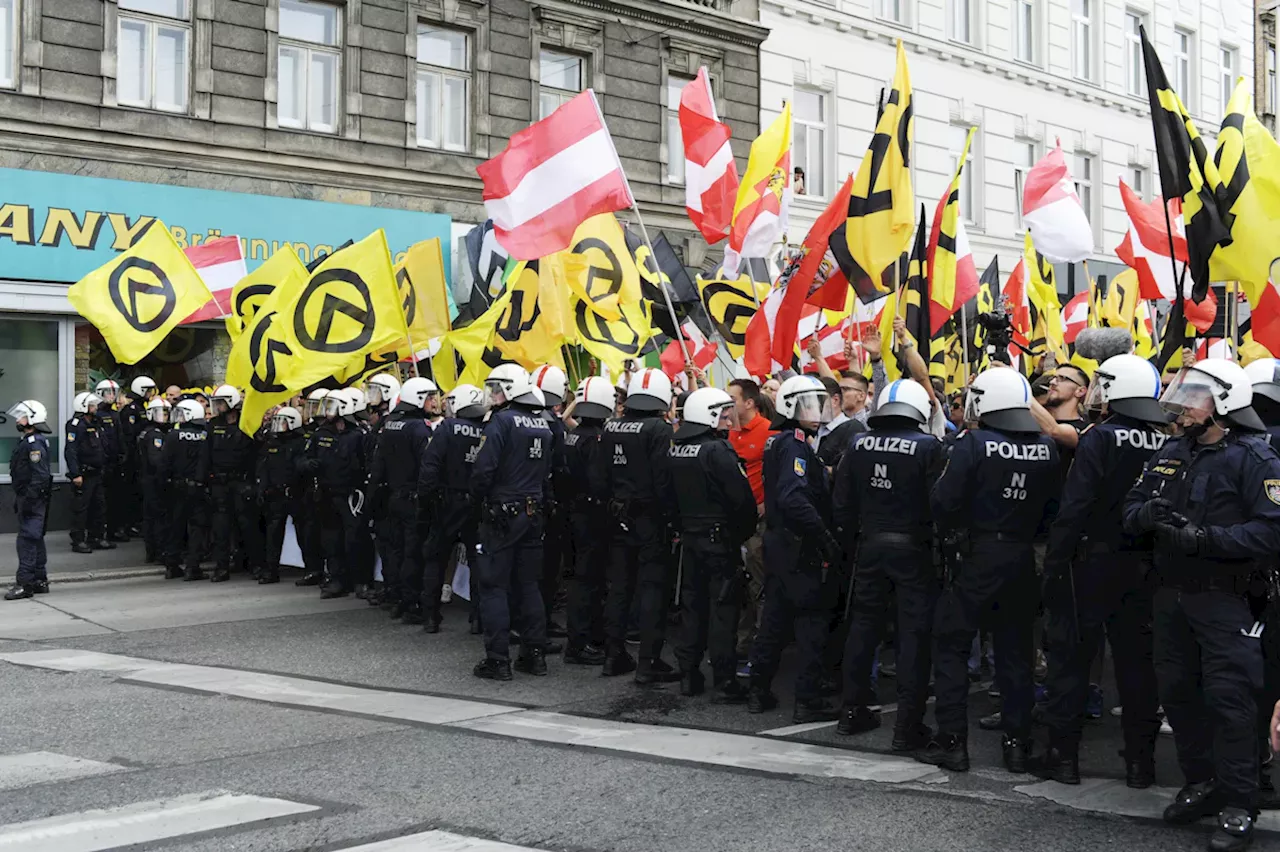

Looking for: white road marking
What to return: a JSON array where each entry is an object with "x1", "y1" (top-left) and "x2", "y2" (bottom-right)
[
  {"x1": 342, "y1": 829, "x2": 552, "y2": 851},
  {"x1": 757, "y1": 720, "x2": 843, "y2": 738},
  {"x1": 1015, "y1": 778, "x2": 1280, "y2": 831},
  {"x1": 0, "y1": 753, "x2": 124, "y2": 791},
  {"x1": 0, "y1": 791, "x2": 319, "y2": 851}
]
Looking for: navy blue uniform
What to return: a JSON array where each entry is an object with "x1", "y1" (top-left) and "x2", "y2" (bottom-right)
[
  {"x1": 540, "y1": 411, "x2": 571, "y2": 624},
  {"x1": 209, "y1": 414, "x2": 263, "y2": 578},
  {"x1": 97, "y1": 403, "x2": 130, "y2": 540},
  {"x1": 368, "y1": 404, "x2": 432, "y2": 611},
  {"x1": 833, "y1": 426, "x2": 944, "y2": 729},
  {"x1": 65, "y1": 414, "x2": 107, "y2": 546},
  {"x1": 1041, "y1": 417, "x2": 1166, "y2": 761},
  {"x1": 750, "y1": 428, "x2": 836, "y2": 702},
  {"x1": 119, "y1": 398, "x2": 146, "y2": 531},
  {"x1": 930, "y1": 427, "x2": 1059, "y2": 741},
  {"x1": 159, "y1": 421, "x2": 211, "y2": 577},
  {"x1": 10, "y1": 432, "x2": 52, "y2": 587},
  {"x1": 137, "y1": 422, "x2": 170, "y2": 563},
  {"x1": 1123, "y1": 432, "x2": 1280, "y2": 810},
  {"x1": 563, "y1": 420, "x2": 608, "y2": 653},
  {"x1": 257, "y1": 428, "x2": 304, "y2": 580},
  {"x1": 419, "y1": 414, "x2": 484, "y2": 626},
  {"x1": 298, "y1": 421, "x2": 363, "y2": 591},
  {"x1": 469, "y1": 404, "x2": 555, "y2": 661}
]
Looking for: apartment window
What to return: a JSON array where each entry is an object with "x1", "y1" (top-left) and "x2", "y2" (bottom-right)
[
  {"x1": 666, "y1": 77, "x2": 688, "y2": 184},
  {"x1": 1072, "y1": 0, "x2": 1093, "y2": 81},
  {"x1": 877, "y1": 0, "x2": 904, "y2": 24},
  {"x1": 1270, "y1": 44, "x2": 1277, "y2": 116},
  {"x1": 117, "y1": 0, "x2": 190, "y2": 112},
  {"x1": 793, "y1": 89, "x2": 826, "y2": 198},
  {"x1": 1220, "y1": 46, "x2": 1237, "y2": 109},
  {"x1": 949, "y1": 125, "x2": 976, "y2": 222},
  {"x1": 0, "y1": 0, "x2": 15, "y2": 89},
  {"x1": 416, "y1": 26, "x2": 469, "y2": 152},
  {"x1": 1075, "y1": 152, "x2": 1095, "y2": 234},
  {"x1": 1130, "y1": 165, "x2": 1147, "y2": 199},
  {"x1": 277, "y1": 0, "x2": 340, "y2": 134},
  {"x1": 1124, "y1": 12, "x2": 1144, "y2": 96},
  {"x1": 1012, "y1": 0, "x2": 1035, "y2": 64},
  {"x1": 539, "y1": 49, "x2": 583, "y2": 119},
  {"x1": 1173, "y1": 28, "x2": 1193, "y2": 100},
  {"x1": 1013, "y1": 139, "x2": 1038, "y2": 226},
  {"x1": 948, "y1": 0, "x2": 972, "y2": 44}
]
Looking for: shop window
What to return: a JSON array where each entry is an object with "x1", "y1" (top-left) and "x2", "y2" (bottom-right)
[{"x1": 0, "y1": 318, "x2": 60, "y2": 476}]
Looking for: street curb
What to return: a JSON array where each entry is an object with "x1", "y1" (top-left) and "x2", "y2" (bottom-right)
[{"x1": 51, "y1": 567, "x2": 165, "y2": 584}]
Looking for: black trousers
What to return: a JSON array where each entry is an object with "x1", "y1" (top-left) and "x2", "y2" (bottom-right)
[
  {"x1": 104, "y1": 465, "x2": 130, "y2": 536},
  {"x1": 1154, "y1": 585, "x2": 1263, "y2": 810},
  {"x1": 140, "y1": 476, "x2": 169, "y2": 561},
  {"x1": 1042, "y1": 548, "x2": 1160, "y2": 753},
  {"x1": 750, "y1": 531, "x2": 833, "y2": 702},
  {"x1": 842, "y1": 534, "x2": 936, "y2": 726},
  {"x1": 315, "y1": 493, "x2": 348, "y2": 587},
  {"x1": 541, "y1": 503, "x2": 569, "y2": 620},
  {"x1": 932, "y1": 538, "x2": 1039, "y2": 738},
  {"x1": 211, "y1": 479, "x2": 263, "y2": 573},
  {"x1": 167, "y1": 483, "x2": 209, "y2": 574},
  {"x1": 566, "y1": 504, "x2": 609, "y2": 650},
  {"x1": 346, "y1": 499, "x2": 374, "y2": 588},
  {"x1": 261, "y1": 493, "x2": 300, "y2": 573},
  {"x1": 422, "y1": 501, "x2": 475, "y2": 619},
  {"x1": 674, "y1": 535, "x2": 741, "y2": 683},
  {"x1": 70, "y1": 472, "x2": 106, "y2": 543},
  {"x1": 478, "y1": 512, "x2": 546, "y2": 662},
  {"x1": 298, "y1": 496, "x2": 325, "y2": 575},
  {"x1": 603, "y1": 513, "x2": 670, "y2": 659},
  {"x1": 15, "y1": 496, "x2": 48, "y2": 585},
  {"x1": 385, "y1": 493, "x2": 419, "y2": 603}
]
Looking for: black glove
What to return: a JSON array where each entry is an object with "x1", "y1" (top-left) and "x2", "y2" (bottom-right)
[
  {"x1": 1156, "y1": 522, "x2": 1208, "y2": 556},
  {"x1": 1134, "y1": 497, "x2": 1175, "y2": 532},
  {"x1": 820, "y1": 531, "x2": 843, "y2": 565}
]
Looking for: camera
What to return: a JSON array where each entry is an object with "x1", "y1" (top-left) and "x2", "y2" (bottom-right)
[{"x1": 976, "y1": 300, "x2": 1014, "y2": 365}]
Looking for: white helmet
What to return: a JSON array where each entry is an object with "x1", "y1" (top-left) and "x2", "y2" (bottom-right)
[
  {"x1": 1244, "y1": 357, "x2": 1280, "y2": 406},
  {"x1": 573, "y1": 376, "x2": 615, "y2": 420},
  {"x1": 272, "y1": 406, "x2": 303, "y2": 433},
  {"x1": 869, "y1": 379, "x2": 931, "y2": 427},
  {"x1": 7, "y1": 400, "x2": 50, "y2": 433},
  {"x1": 336, "y1": 387, "x2": 367, "y2": 420},
  {"x1": 965, "y1": 368, "x2": 1038, "y2": 432},
  {"x1": 74, "y1": 392, "x2": 103, "y2": 415},
  {"x1": 304, "y1": 388, "x2": 330, "y2": 421},
  {"x1": 532, "y1": 365, "x2": 568, "y2": 407},
  {"x1": 775, "y1": 374, "x2": 832, "y2": 425},
  {"x1": 130, "y1": 376, "x2": 157, "y2": 400},
  {"x1": 95, "y1": 379, "x2": 120, "y2": 404},
  {"x1": 678, "y1": 387, "x2": 738, "y2": 437},
  {"x1": 1161, "y1": 358, "x2": 1265, "y2": 431},
  {"x1": 367, "y1": 373, "x2": 402, "y2": 407},
  {"x1": 211, "y1": 384, "x2": 242, "y2": 415},
  {"x1": 146, "y1": 397, "x2": 172, "y2": 423},
  {"x1": 1086, "y1": 354, "x2": 1167, "y2": 424},
  {"x1": 174, "y1": 398, "x2": 206, "y2": 424},
  {"x1": 445, "y1": 383, "x2": 487, "y2": 419},
  {"x1": 322, "y1": 388, "x2": 359, "y2": 421},
  {"x1": 486, "y1": 363, "x2": 538, "y2": 406},
  {"x1": 400, "y1": 376, "x2": 440, "y2": 410},
  {"x1": 625, "y1": 368, "x2": 673, "y2": 413}
]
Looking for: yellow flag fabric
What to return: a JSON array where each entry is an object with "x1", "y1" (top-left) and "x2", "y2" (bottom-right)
[
  {"x1": 67, "y1": 223, "x2": 213, "y2": 365},
  {"x1": 397, "y1": 238, "x2": 452, "y2": 344},
  {"x1": 696, "y1": 267, "x2": 767, "y2": 359},
  {"x1": 273, "y1": 229, "x2": 407, "y2": 393},
  {"x1": 448, "y1": 294, "x2": 507, "y2": 388},
  {"x1": 1133, "y1": 299, "x2": 1157, "y2": 360},
  {"x1": 492, "y1": 256, "x2": 573, "y2": 369},
  {"x1": 574, "y1": 295, "x2": 652, "y2": 378},
  {"x1": 1024, "y1": 233, "x2": 1068, "y2": 365},
  {"x1": 834, "y1": 40, "x2": 914, "y2": 287},
  {"x1": 561, "y1": 215, "x2": 644, "y2": 322},
  {"x1": 726, "y1": 102, "x2": 792, "y2": 266},
  {"x1": 876, "y1": 214, "x2": 929, "y2": 382},
  {"x1": 224, "y1": 248, "x2": 309, "y2": 341},
  {"x1": 931, "y1": 126, "x2": 975, "y2": 313},
  {"x1": 1102, "y1": 268, "x2": 1140, "y2": 328}
]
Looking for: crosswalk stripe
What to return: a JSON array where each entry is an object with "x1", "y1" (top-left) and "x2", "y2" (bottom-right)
[
  {"x1": 0, "y1": 791, "x2": 320, "y2": 851},
  {"x1": 0, "y1": 753, "x2": 124, "y2": 791},
  {"x1": 341, "y1": 829, "x2": 551, "y2": 851}
]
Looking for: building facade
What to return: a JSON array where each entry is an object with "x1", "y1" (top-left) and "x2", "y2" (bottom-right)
[
  {"x1": 1257, "y1": 0, "x2": 1276, "y2": 135},
  {"x1": 760, "y1": 0, "x2": 1254, "y2": 294},
  {"x1": 0, "y1": 0, "x2": 767, "y2": 527}
]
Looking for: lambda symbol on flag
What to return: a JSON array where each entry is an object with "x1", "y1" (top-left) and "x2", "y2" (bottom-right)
[
  {"x1": 395, "y1": 266, "x2": 419, "y2": 326},
  {"x1": 292, "y1": 269, "x2": 376, "y2": 354},
  {"x1": 109, "y1": 258, "x2": 178, "y2": 333},
  {"x1": 248, "y1": 311, "x2": 292, "y2": 394}
]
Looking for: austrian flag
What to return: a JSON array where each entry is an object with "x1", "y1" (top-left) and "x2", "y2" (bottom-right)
[
  {"x1": 477, "y1": 91, "x2": 632, "y2": 260},
  {"x1": 180, "y1": 236, "x2": 248, "y2": 325},
  {"x1": 679, "y1": 68, "x2": 739, "y2": 244}
]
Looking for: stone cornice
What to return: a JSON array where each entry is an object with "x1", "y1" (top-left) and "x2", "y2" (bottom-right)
[{"x1": 547, "y1": 0, "x2": 771, "y2": 48}]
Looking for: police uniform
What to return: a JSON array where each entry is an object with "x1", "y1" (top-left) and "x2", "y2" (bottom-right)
[
  {"x1": 833, "y1": 424, "x2": 944, "y2": 743},
  {"x1": 419, "y1": 412, "x2": 484, "y2": 630},
  {"x1": 540, "y1": 411, "x2": 571, "y2": 631},
  {"x1": 257, "y1": 426, "x2": 304, "y2": 583},
  {"x1": 668, "y1": 424, "x2": 757, "y2": 694},
  {"x1": 298, "y1": 419, "x2": 363, "y2": 596},
  {"x1": 346, "y1": 418, "x2": 378, "y2": 597},
  {"x1": 9, "y1": 431, "x2": 52, "y2": 593},
  {"x1": 563, "y1": 419, "x2": 609, "y2": 659},
  {"x1": 1123, "y1": 432, "x2": 1280, "y2": 814},
  {"x1": 928, "y1": 427, "x2": 1059, "y2": 764},
  {"x1": 97, "y1": 401, "x2": 130, "y2": 542},
  {"x1": 1040, "y1": 416, "x2": 1166, "y2": 782},
  {"x1": 65, "y1": 412, "x2": 108, "y2": 550},
  {"x1": 159, "y1": 419, "x2": 211, "y2": 580},
  {"x1": 137, "y1": 419, "x2": 170, "y2": 564},
  {"x1": 209, "y1": 413, "x2": 263, "y2": 581},
  {"x1": 119, "y1": 397, "x2": 146, "y2": 534},
  {"x1": 295, "y1": 415, "x2": 327, "y2": 585},
  {"x1": 470, "y1": 402, "x2": 554, "y2": 671},
  {"x1": 369, "y1": 402, "x2": 432, "y2": 619}
]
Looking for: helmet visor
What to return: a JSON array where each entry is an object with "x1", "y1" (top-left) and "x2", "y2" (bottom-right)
[
  {"x1": 5, "y1": 402, "x2": 34, "y2": 427},
  {"x1": 271, "y1": 413, "x2": 292, "y2": 433},
  {"x1": 98, "y1": 386, "x2": 117, "y2": 404},
  {"x1": 1083, "y1": 372, "x2": 1110, "y2": 417},
  {"x1": 367, "y1": 384, "x2": 387, "y2": 406},
  {"x1": 713, "y1": 402, "x2": 742, "y2": 432},
  {"x1": 322, "y1": 397, "x2": 344, "y2": 419},
  {"x1": 1160, "y1": 368, "x2": 1220, "y2": 423},
  {"x1": 792, "y1": 391, "x2": 834, "y2": 428},
  {"x1": 303, "y1": 398, "x2": 324, "y2": 420},
  {"x1": 484, "y1": 380, "x2": 509, "y2": 409},
  {"x1": 147, "y1": 406, "x2": 169, "y2": 424},
  {"x1": 212, "y1": 398, "x2": 232, "y2": 416}
]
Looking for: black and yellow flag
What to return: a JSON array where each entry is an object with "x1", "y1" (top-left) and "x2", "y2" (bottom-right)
[
  {"x1": 561, "y1": 215, "x2": 644, "y2": 322},
  {"x1": 696, "y1": 258, "x2": 771, "y2": 359},
  {"x1": 226, "y1": 257, "x2": 310, "y2": 435},
  {"x1": 831, "y1": 39, "x2": 914, "y2": 298},
  {"x1": 67, "y1": 222, "x2": 213, "y2": 365},
  {"x1": 575, "y1": 296, "x2": 652, "y2": 378},
  {"x1": 492, "y1": 256, "x2": 573, "y2": 370},
  {"x1": 224, "y1": 248, "x2": 309, "y2": 342},
  {"x1": 876, "y1": 207, "x2": 929, "y2": 381}
]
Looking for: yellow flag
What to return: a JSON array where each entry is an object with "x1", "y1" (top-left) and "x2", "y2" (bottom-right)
[
  {"x1": 224, "y1": 248, "x2": 308, "y2": 341},
  {"x1": 273, "y1": 230, "x2": 407, "y2": 392},
  {"x1": 725, "y1": 102, "x2": 792, "y2": 269},
  {"x1": 930, "y1": 126, "x2": 975, "y2": 312},
  {"x1": 448, "y1": 293, "x2": 508, "y2": 388},
  {"x1": 1133, "y1": 299, "x2": 1157, "y2": 359},
  {"x1": 561, "y1": 215, "x2": 643, "y2": 321},
  {"x1": 492, "y1": 255, "x2": 572, "y2": 369},
  {"x1": 1102, "y1": 268, "x2": 1140, "y2": 328},
  {"x1": 396, "y1": 238, "x2": 452, "y2": 343},
  {"x1": 67, "y1": 222, "x2": 213, "y2": 365},
  {"x1": 573, "y1": 294, "x2": 652, "y2": 378},
  {"x1": 1024, "y1": 233, "x2": 1068, "y2": 365},
  {"x1": 696, "y1": 268, "x2": 766, "y2": 359}
]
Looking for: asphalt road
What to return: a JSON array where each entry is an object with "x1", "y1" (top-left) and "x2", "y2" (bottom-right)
[{"x1": 0, "y1": 568, "x2": 1276, "y2": 852}]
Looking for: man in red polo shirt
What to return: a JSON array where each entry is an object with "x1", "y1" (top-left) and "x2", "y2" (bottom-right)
[{"x1": 728, "y1": 378, "x2": 774, "y2": 661}]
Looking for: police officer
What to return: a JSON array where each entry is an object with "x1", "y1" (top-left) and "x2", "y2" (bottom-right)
[
  {"x1": 120, "y1": 376, "x2": 155, "y2": 536},
  {"x1": 298, "y1": 389, "x2": 363, "y2": 599},
  {"x1": 6, "y1": 400, "x2": 53, "y2": 600},
  {"x1": 1244, "y1": 358, "x2": 1280, "y2": 450},
  {"x1": 296, "y1": 388, "x2": 332, "y2": 588},
  {"x1": 370, "y1": 377, "x2": 436, "y2": 623},
  {"x1": 366, "y1": 373, "x2": 402, "y2": 418},
  {"x1": 918, "y1": 367, "x2": 1059, "y2": 774},
  {"x1": 160, "y1": 399, "x2": 211, "y2": 581},
  {"x1": 562, "y1": 378, "x2": 615, "y2": 665},
  {"x1": 594, "y1": 368, "x2": 678, "y2": 683},
  {"x1": 532, "y1": 365, "x2": 572, "y2": 637},
  {"x1": 668, "y1": 387, "x2": 756, "y2": 702},
  {"x1": 66, "y1": 391, "x2": 110, "y2": 554},
  {"x1": 1124, "y1": 358, "x2": 1280, "y2": 852},
  {"x1": 833, "y1": 379, "x2": 943, "y2": 747},
  {"x1": 137, "y1": 398, "x2": 172, "y2": 566},
  {"x1": 257, "y1": 406, "x2": 304, "y2": 585},
  {"x1": 95, "y1": 379, "x2": 130, "y2": 543},
  {"x1": 419, "y1": 383, "x2": 487, "y2": 633},
  {"x1": 748, "y1": 375, "x2": 842, "y2": 723},
  {"x1": 470, "y1": 365, "x2": 555, "y2": 681},
  {"x1": 341, "y1": 387, "x2": 378, "y2": 600},
  {"x1": 1033, "y1": 355, "x2": 1168, "y2": 787},
  {"x1": 208, "y1": 385, "x2": 262, "y2": 582}
]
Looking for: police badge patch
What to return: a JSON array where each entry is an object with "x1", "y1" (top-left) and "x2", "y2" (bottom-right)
[
  {"x1": 29, "y1": 451, "x2": 41, "y2": 463},
  {"x1": 794, "y1": 457, "x2": 806, "y2": 477},
  {"x1": 1266, "y1": 479, "x2": 1280, "y2": 506},
  {"x1": 67, "y1": 432, "x2": 76, "y2": 442},
  {"x1": 154, "y1": 437, "x2": 164, "y2": 449}
]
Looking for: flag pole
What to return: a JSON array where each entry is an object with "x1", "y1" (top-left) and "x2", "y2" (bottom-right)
[
  {"x1": 1147, "y1": 299, "x2": 1162, "y2": 351},
  {"x1": 959, "y1": 305, "x2": 971, "y2": 387},
  {"x1": 406, "y1": 329, "x2": 421, "y2": 378}
]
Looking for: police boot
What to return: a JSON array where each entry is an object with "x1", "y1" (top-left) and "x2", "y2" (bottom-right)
[
  {"x1": 72, "y1": 541, "x2": 94, "y2": 555},
  {"x1": 381, "y1": 589, "x2": 401, "y2": 612},
  {"x1": 1002, "y1": 735, "x2": 1032, "y2": 774},
  {"x1": 746, "y1": 681, "x2": 779, "y2": 714},
  {"x1": 564, "y1": 643, "x2": 606, "y2": 666},
  {"x1": 258, "y1": 570, "x2": 280, "y2": 585},
  {"x1": 891, "y1": 723, "x2": 933, "y2": 753},
  {"x1": 295, "y1": 571, "x2": 322, "y2": 587},
  {"x1": 1210, "y1": 808, "x2": 1256, "y2": 852},
  {"x1": 32, "y1": 581, "x2": 48, "y2": 595},
  {"x1": 320, "y1": 583, "x2": 349, "y2": 600},
  {"x1": 914, "y1": 733, "x2": 970, "y2": 772},
  {"x1": 353, "y1": 583, "x2": 369, "y2": 600},
  {"x1": 836, "y1": 706, "x2": 881, "y2": 736},
  {"x1": 680, "y1": 668, "x2": 706, "y2": 697},
  {"x1": 514, "y1": 647, "x2": 548, "y2": 676},
  {"x1": 474, "y1": 657, "x2": 513, "y2": 681},
  {"x1": 601, "y1": 647, "x2": 636, "y2": 678},
  {"x1": 4, "y1": 584, "x2": 35, "y2": 601},
  {"x1": 792, "y1": 697, "x2": 840, "y2": 724},
  {"x1": 389, "y1": 597, "x2": 408, "y2": 619},
  {"x1": 423, "y1": 615, "x2": 443, "y2": 634},
  {"x1": 401, "y1": 602, "x2": 426, "y2": 625},
  {"x1": 634, "y1": 657, "x2": 681, "y2": 685},
  {"x1": 91, "y1": 539, "x2": 117, "y2": 551},
  {"x1": 365, "y1": 582, "x2": 383, "y2": 606},
  {"x1": 711, "y1": 679, "x2": 750, "y2": 705},
  {"x1": 1122, "y1": 745, "x2": 1156, "y2": 790},
  {"x1": 108, "y1": 530, "x2": 130, "y2": 543},
  {"x1": 164, "y1": 565, "x2": 183, "y2": 580},
  {"x1": 210, "y1": 568, "x2": 231, "y2": 583},
  {"x1": 1164, "y1": 781, "x2": 1224, "y2": 825},
  {"x1": 184, "y1": 568, "x2": 207, "y2": 581},
  {"x1": 1029, "y1": 742, "x2": 1080, "y2": 785}
]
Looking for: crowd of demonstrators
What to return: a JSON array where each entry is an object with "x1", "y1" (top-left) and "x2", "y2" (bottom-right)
[{"x1": 11, "y1": 337, "x2": 1280, "y2": 852}]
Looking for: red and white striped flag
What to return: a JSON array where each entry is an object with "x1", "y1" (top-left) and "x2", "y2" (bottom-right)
[
  {"x1": 743, "y1": 284, "x2": 786, "y2": 377},
  {"x1": 180, "y1": 236, "x2": 248, "y2": 325},
  {"x1": 1114, "y1": 178, "x2": 1188, "y2": 302},
  {"x1": 1062, "y1": 290, "x2": 1089, "y2": 344},
  {"x1": 1022, "y1": 142, "x2": 1093, "y2": 263},
  {"x1": 659, "y1": 320, "x2": 718, "y2": 378},
  {"x1": 679, "y1": 68, "x2": 739, "y2": 245},
  {"x1": 477, "y1": 90, "x2": 632, "y2": 260}
]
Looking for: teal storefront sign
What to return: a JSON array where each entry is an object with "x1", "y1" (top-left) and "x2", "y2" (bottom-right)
[{"x1": 0, "y1": 167, "x2": 456, "y2": 315}]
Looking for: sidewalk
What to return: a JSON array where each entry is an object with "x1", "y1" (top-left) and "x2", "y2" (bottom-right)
[{"x1": 0, "y1": 534, "x2": 160, "y2": 583}]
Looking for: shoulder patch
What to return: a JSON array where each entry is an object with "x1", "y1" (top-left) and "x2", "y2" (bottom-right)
[
  {"x1": 794, "y1": 428, "x2": 805, "y2": 442},
  {"x1": 28, "y1": 450, "x2": 41, "y2": 463},
  {"x1": 67, "y1": 432, "x2": 76, "y2": 442},
  {"x1": 153, "y1": 437, "x2": 164, "y2": 448},
  {"x1": 26, "y1": 435, "x2": 35, "y2": 443},
  {"x1": 1267, "y1": 479, "x2": 1280, "y2": 506},
  {"x1": 71, "y1": 418, "x2": 79, "y2": 426},
  {"x1": 794, "y1": 457, "x2": 807, "y2": 477}
]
